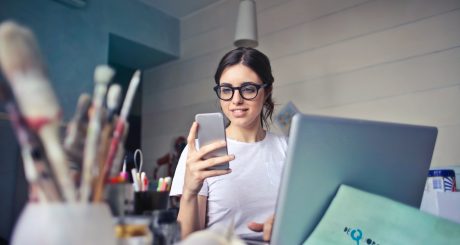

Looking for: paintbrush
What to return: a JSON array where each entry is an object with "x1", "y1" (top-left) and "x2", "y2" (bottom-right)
[
  {"x1": 106, "y1": 84, "x2": 122, "y2": 122},
  {"x1": 100, "y1": 71, "x2": 140, "y2": 195},
  {"x1": 64, "y1": 93, "x2": 91, "y2": 187},
  {"x1": 0, "y1": 21, "x2": 76, "y2": 201},
  {"x1": 98, "y1": 84, "x2": 122, "y2": 173},
  {"x1": 80, "y1": 65, "x2": 114, "y2": 202},
  {"x1": 92, "y1": 84, "x2": 122, "y2": 202},
  {"x1": 0, "y1": 81, "x2": 62, "y2": 202}
]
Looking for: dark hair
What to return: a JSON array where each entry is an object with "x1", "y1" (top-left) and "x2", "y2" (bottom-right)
[{"x1": 214, "y1": 47, "x2": 275, "y2": 129}]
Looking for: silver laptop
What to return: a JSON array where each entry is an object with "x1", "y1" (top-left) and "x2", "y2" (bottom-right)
[{"x1": 271, "y1": 114, "x2": 438, "y2": 245}]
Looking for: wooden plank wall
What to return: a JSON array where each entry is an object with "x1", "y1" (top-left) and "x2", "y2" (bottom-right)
[{"x1": 142, "y1": 0, "x2": 460, "y2": 176}]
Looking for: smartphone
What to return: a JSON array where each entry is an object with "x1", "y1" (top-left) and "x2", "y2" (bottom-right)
[{"x1": 195, "y1": 112, "x2": 229, "y2": 170}]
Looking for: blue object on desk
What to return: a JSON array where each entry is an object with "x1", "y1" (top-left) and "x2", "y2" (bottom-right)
[{"x1": 304, "y1": 185, "x2": 460, "y2": 245}]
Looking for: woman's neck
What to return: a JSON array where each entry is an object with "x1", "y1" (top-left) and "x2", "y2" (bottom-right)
[{"x1": 226, "y1": 124, "x2": 266, "y2": 143}]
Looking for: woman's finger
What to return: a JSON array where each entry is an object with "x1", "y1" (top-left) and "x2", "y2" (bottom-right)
[
  {"x1": 198, "y1": 154, "x2": 234, "y2": 170},
  {"x1": 263, "y1": 220, "x2": 273, "y2": 241},
  {"x1": 262, "y1": 215, "x2": 274, "y2": 241},
  {"x1": 247, "y1": 222, "x2": 264, "y2": 232},
  {"x1": 193, "y1": 140, "x2": 227, "y2": 160},
  {"x1": 187, "y1": 122, "x2": 198, "y2": 153},
  {"x1": 190, "y1": 153, "x2": 232, "y2": 171},
  {"x1": 190, "y1": 154, "x2": 233, "y2": 172},
  {"x1": 200, "y1": 168, "x2": 232, "y2": 179}
]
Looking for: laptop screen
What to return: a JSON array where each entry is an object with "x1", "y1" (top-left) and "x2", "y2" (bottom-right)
[{"x1": 271, "y1": 114, "x2": 437, "y2": 245}]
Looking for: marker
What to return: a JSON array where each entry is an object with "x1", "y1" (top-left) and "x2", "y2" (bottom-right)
[
  {"x1": 160, "y1": 177, "x2": 168, "y2": 192},
  {"x1": 157, "y1": 177, "x2": 164, "y2": 192},
  {"x1": 131, "y1": 168, "x2": 140, "y2": 192},
  {"x1": 119, "y1": 159, "x2": 129, "y2": 181},
  {"x1": 164, "y1": 176, "x2": 172, "y2": 192},
  {"x1": 141, "y1": 172, "x2": 148, "y2": 191}
]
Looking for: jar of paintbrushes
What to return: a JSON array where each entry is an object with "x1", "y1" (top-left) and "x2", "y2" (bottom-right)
[{"x1": 0, "y1": 21, "x2": 144, "y2": 244}]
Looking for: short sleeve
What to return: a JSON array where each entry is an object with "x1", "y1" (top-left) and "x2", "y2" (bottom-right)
[{"x1": 169, "y1": 142, "x2": 209, "y2": 197}]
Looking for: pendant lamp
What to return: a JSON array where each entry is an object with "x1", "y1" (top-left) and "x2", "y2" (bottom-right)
[{"x1": 234, "y1": 0, "x2": 258, "y2": 48}]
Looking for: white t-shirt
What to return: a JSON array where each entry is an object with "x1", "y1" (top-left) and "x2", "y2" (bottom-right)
[{"x1": 170, "y1": 132, "x2": 288, "y2": 237}]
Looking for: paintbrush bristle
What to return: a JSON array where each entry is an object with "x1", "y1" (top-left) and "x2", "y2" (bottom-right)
[
  {"x1": 0, "y1": 21, "x2": 44, "y2": 77},
  {"x1": 119, "y1": 70, "x2": 141, "y2": 119},
  {"x1": 106, "y1": 84, "x2": 122, "y2": 111},
  {"x1": 94, "y1": 65, "x2": 114, "y2": 85},
  {"x1": 76, "y1": 93, "x2": 91, "y2": 120},
  {"x1": 0, "y1": 21, "x2": 59, "y2": 119}
]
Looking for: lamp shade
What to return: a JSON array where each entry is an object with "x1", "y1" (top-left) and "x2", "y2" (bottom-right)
[{"x1": 234, "y1": 0, "x2": 258, "y2": 48}]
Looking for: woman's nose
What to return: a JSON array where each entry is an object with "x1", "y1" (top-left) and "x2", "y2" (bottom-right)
[{"x1": 231, "y1": 89, "x2": 244, "y2": 104}]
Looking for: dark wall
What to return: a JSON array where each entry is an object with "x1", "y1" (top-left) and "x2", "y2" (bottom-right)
[
  {"x1": 0, "y1": 120, "x2": 24, "y2": 241},
  {"x1": 0, "y1": 0, "x2": 179, "y2": 119}
]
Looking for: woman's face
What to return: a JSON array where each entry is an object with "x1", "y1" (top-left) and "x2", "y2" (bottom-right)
[{"x1": 218, "y1": 64, "x2": 266, "y2": 130}]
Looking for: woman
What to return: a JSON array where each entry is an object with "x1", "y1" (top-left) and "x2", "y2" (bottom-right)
[{"x1": 170, "y1": 47, "x2": 287, "y2": 241}]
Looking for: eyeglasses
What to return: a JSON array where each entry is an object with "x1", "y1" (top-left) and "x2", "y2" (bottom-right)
[{"x1": 213, "y1": 82, "x2": 268, "y2": 101}]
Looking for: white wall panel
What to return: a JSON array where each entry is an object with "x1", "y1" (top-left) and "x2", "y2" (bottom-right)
[
  {"x1": 260, "y1": 0, "x2": 460, "y2": 59},
  {"x1": 273, "y1": 9, "x2": 460, "y2": 86},
  {"x1": 143, "y1": 0, "x2": 460, "y2": 170},
  {"x1": 274, "y1": 46, "x2": 460, "y2": 109},
  {"x1": 181, "y1": 27, "x2": 234, "y2": 60},
  {"x1": 144, "y1": 78, "x2": 215, "y2": 114},
  {"x1": 143, "y1": 51, "x2": 224, "y2": 94},
  {"x1": 258, "y1": 0, "x2": 369, "y2": 37},
  {"x1": 307, "y1": 85, "x2": 460, "y2": 127},
  {"x1": 432, "y1": 124, "x2": 460, "y2": 167},
  {"x1": 142, "y1": 101, "x2": 220, "y2": 139},
  {"x1": 181, "y1": 0, "x2": 237, "y2": 40}
]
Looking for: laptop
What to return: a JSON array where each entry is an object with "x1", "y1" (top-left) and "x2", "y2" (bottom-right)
[{"x1": 270, "y1": 114, "x2": 438, "y2": 245}]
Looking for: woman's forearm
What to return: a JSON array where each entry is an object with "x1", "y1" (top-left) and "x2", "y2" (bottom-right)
[{"x1": 177, "y1": 191, "x2": 204, "y2": 238}]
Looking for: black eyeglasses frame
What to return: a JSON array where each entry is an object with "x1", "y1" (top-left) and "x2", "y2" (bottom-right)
[{"x1": 213, "y1": 82, "x2": 269, "y2": 101}]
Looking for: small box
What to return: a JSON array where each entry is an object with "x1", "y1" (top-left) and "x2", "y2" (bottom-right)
[
  {"x1": 420, "y1": 190, "x2": 460, "y2": 224},
  {"x1": 426, "y1": 169, "x2": 456, "y2": 192}
]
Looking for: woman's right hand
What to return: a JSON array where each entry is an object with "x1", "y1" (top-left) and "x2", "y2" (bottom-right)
[{"x1": 182, "y1": 122, "x2": 234, "y2": 196}]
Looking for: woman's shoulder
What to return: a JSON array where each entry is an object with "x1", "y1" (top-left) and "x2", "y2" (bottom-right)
[
  {"x1": 266, "y1": 131, "x2": 287, "y2": 141},
  {"x1": 265, "y1": 131, "x2": 288, "y2": 148}
]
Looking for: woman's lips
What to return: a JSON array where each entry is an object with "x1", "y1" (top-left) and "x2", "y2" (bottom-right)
[{"x1": 230, "y1": 108, "x2": 248, "y2": 117}]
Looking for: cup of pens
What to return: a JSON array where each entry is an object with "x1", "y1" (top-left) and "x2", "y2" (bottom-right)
[
  {"x1": 133, "y1": 177, "x2": 171, "y2": 215},
  {"x1": 134, "y1": 191, "x2": 169, "y2": 215}
]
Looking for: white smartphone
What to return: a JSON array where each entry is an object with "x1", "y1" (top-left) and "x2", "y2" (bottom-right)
[{"x1": 195, "y1": 112, "x2": 229, "y2": 170}]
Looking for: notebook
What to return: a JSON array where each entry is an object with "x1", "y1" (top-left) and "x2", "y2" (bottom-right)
[{"x1": 270, "y1": 114, "x2": 437, "y2": 245}]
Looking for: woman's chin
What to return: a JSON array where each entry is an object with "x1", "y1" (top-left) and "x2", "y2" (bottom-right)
[{"x1": 228, "y1": 118, "x2": 259, "y2": 129}]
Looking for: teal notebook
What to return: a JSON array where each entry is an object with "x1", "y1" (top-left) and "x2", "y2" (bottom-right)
[{"x1": 304, "y1": 185, "x2": 460, "y2": 245}]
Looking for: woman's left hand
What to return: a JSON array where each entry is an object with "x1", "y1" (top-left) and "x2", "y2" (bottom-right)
[{"x1": 247, "y1": 214, "x2": 275, "y2": 241}]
